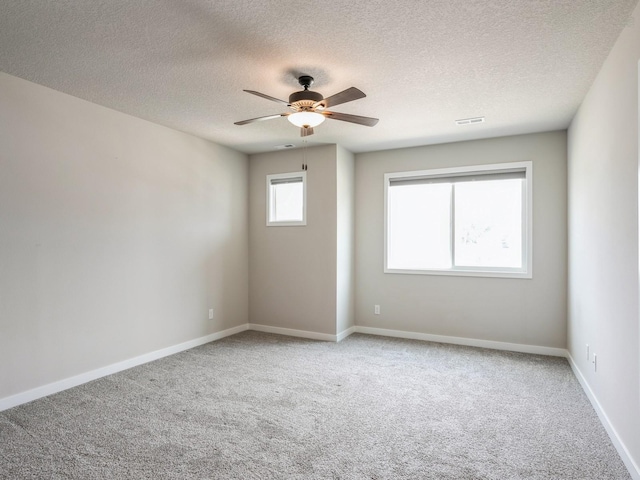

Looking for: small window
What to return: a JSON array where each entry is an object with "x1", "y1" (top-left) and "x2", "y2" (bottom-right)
[
  {"x1": 384, "y1": 161, "x2": 532, "y2": 278},
  {"x1": 267, "y1": 171, "x2": 306, "y2": 226}
]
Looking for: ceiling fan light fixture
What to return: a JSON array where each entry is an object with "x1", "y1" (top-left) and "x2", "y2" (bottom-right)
[
  {"x1": 236, "y1": 78, "x2": 378, "y2": 137},
  {"x1": 288, "y1": 111, "x2": 325, "y2": 128}
]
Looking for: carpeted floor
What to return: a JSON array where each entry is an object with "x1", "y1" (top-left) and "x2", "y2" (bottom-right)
[{"x1": 0, "y1": 331, "x2": 631, "y2": 479}]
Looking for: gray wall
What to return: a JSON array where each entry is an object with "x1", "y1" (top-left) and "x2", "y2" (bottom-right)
[
  {"x1": 249, "y1": 145, "x2": 338, "y2": 335},
  {"x1": 567, "y1": 0, "x2": 640, "y2": 470},
  {"x1": 355, "y1": 131, "x2": 567, "y2": 348},
  {"x1": 0, "y1": 72, "x2": 249, "y2": 400},
  {"x1": 336, "y1": 146, "x2": 355, "y2": 334}
]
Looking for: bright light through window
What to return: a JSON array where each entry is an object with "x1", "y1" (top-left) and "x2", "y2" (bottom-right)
[
  {"x1": 388, "y1": 183, "x2": 452, "y2": 270},
  {"x1": 271, "y1": 182, "x2": 303, "y2": 222},
  {"x1": 385, "y1": 162, "x2": 531, "y2": 278},
  {"x1": 455, "y1": 179, "x2": 522, "y2": 268}
]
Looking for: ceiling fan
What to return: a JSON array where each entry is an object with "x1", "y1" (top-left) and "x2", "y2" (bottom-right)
[{"x1": 234, "y1": 75, "x2": 379, "y2": 137}]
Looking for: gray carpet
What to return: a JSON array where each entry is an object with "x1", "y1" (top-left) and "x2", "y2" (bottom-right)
[{"x1": 0, "y1": 331, "x2": 630, "y2": 479}]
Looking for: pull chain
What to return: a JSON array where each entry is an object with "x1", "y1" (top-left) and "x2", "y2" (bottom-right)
[{"x1": 302, "y1": 139, "x2": 308, "y2": 171}]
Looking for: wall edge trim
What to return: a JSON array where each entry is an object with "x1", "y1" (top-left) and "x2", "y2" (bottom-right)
[
  {"x1": 566, "y1": 352, "x2": 640, "y2": 480},
  {"x1": 0, "y1": 323, "x2": 250, "y2": 413},
  {"x1": 248, "y1": 323, "x2": 337, "y2": 342},
  {"x1": 337, "y1": 326, "x2": 356, "y2": 342},
  {"x1": 354, "y1": 326, "x2": 567, "y2": 357}
]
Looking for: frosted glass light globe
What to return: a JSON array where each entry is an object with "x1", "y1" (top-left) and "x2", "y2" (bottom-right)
[{"x1": 287, "y1": 111, "x2": 326, "y2": 128}]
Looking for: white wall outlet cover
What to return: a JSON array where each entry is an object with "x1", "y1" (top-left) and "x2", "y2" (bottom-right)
[{"x1": 208, "y1": 309, "x2": 214, "y2": 320}]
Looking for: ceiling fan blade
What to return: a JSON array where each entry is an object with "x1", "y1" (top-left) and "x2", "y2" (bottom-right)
[
  {"x1": 301, "y1": 126, "x2": 314, "y2": 137},
  {"x1": 322, "y1": 110, "x2": 379, "y2": 127},
  {"x1": 316, "y1": 87, "x2": 366, "y2": 109},
  {"x1": 244, "y1": 90, "x2": 290, "y2": 106},
  {"x1": 234, "y1": 113, "x2": 287, "y2": 125}
]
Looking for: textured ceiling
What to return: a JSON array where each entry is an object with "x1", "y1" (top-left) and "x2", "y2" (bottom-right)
[{"x1": 0, "y1": 0, "x2": 637, "y2": 154}]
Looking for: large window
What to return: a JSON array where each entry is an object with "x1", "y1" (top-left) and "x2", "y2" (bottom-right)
[
  {"x1": 267, "y1": 171, "x2": 306, "y2": 226},
  {"x1": 384, "y1": 161, "x2": 532, "y2": 278}
]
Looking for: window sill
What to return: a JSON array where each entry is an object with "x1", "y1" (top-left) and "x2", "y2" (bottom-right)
[
  {"x1": 384, "y1": 267, "x2": 532, "y2": 279},
  {"x1": 266, "y1": 221, "x2": 307, "y2": 227}
]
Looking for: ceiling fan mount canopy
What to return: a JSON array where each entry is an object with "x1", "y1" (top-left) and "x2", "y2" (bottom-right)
[
  {"x1": 297, "y1": 75, "x2": 315, "y2": 90},
  {"x1": 234, "y1": 74, "x2": 379, "y2": 137}
]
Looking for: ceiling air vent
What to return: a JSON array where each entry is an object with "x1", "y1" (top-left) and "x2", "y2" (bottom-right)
[
  {"x1": 455, "y1": 117, "x2": 485, "y2": 126},
  {"x1": 275, "y1": 144, "x2": 296, "y2": 150}
]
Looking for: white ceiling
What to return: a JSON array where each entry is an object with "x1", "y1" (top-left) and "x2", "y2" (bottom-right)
[{"x1": 0, "y1": 1, "x2": 637, "y2": 154}]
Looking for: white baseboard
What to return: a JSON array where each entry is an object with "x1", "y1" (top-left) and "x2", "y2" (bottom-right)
[
  {"x1": 0, "y1": 323, "x2": 249, "y2": 413},
  {"x1": 248, "y1": 323, "x2": 338, "y2": 342},
  {"x1": 245, "y1": 323, "x2": 567, "y2": 356},
  {"x1": 566, "y1": 352, "x2": 640, "y2": 480},
  {"x1": 337, "y1": 326, "x2": 356, "y2": 342},
  {"x1": 354, "y1": 326, "x2": 568, "y2": 357}
]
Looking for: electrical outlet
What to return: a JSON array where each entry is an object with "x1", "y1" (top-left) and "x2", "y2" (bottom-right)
[
  {"x1": 586, "y1": 344, "x2": 590, "y2": 361},
  {"x1": 208, "y1": 308, "x2": 214, "y2": 320},
  {"x1": 593, "y1": 354, "x2": 597, "y2": 372},
  {"x1": 374, "y1": 305, "x2": 380, "y2": 315}
]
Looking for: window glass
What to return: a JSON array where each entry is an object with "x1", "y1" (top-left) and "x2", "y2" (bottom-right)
[
  {"x1": 270, "y1": 181, "x2": 303, "y2": 223},
  {"x1": 454, "y1": 179, "x2": 522, "y2": 268},
  {"x1": 388, "y1": 183, "x2": 451, "y2": 270}
]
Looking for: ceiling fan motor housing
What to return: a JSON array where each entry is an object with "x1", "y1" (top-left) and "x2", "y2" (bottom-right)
[{"x1": 289, "y1": 89, "x2": 323, "y2": 107}]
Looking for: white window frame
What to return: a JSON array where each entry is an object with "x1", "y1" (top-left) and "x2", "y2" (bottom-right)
[
  {"x1": 266, "y1": 171, "x2": 307, "y2": 226},
  {"x1": 384, "y1": 161, "x2": 533, "y2": 279}
]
